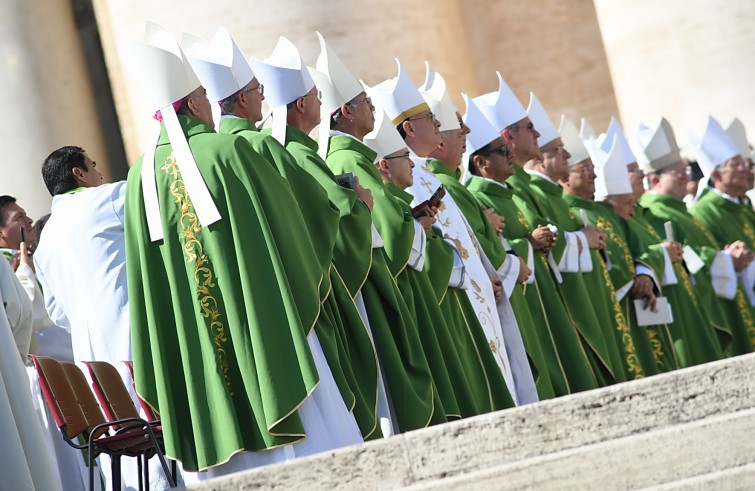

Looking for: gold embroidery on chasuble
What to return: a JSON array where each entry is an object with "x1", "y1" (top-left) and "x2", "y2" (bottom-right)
[
  {"x1": 743, "y1": 222, "x2": 755, "y2": 246},
  {"x1": 162, "y1": 155, "x2": 233, "y2": 395},
  {"x1": 597, "y1": 217, "x2": 635, "y2": 275},
  {"x1": 691, "y1": 216, "x2": 720, "y2": 247},
  {"x1": 419, "y1": 176, "x2": 434, "y2": 194},
  {"x1": 645, "y1": 326, "x2": 665, "y2": 369},
  {"x1": 516, "y1": 210, "x2": 530, "y2": 229},
  {"x1": 735, "y1": 289, "x2": 755, "y2": 349},
  {"x1": 600, "y1": 258, "x2": 642, "y2": 379}
]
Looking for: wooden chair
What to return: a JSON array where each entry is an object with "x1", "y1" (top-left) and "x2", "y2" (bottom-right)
[
  {"x1": 122, "y1": 360, "x2": 160, "y2": 422},
  {"x1": 84, "y1": 360, "x2": 177, "y2": 483},
  {"x1": 29, "y1": 355, "x2": 175, "y2": 491}
]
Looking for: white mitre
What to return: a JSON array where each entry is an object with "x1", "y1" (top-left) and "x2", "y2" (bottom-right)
[
  {"x1": 591, "y1": 133, "x2": 633, "y2": 199},
  {"x1": 688, "y1": 116, "x2": 739, "y2": 176},
  {"x1": 249, "y1": 37, "x2": 315, "y2": 144},
  {"x1": 418, "y1": 62, "x2": 460, "y2": 132},
  {"x1": 472, "y1": 71, "x2": 527, "y2": 132},
  {"x1": 118, "y1": 21, "x2": 220, "y2": 242},
  {"x1": 526, "y1": 92, "x2": 559, "y2": 148},
  {"x1": 559, "y1": 116, "x2": 589, "y2": 167}
]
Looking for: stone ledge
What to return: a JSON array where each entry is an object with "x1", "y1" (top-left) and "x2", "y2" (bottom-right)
[
  {"x1": 189, "y1": 353, "x2": 755, "y2": 491},
  {"x1": 407, "y1": 407, "x2": 755, "y2": 490}
]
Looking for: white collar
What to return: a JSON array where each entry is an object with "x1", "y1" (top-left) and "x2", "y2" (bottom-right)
[
  {"x1": 329, "y1": 129, "x2": 361, "y2": 142},
  {"x1": 482, "y1": 177, "x2": 509, "y2": 190}
]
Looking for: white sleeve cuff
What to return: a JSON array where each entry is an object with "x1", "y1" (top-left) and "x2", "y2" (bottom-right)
[
  {"x1": 659, "y1": 246, "x2": 678, "y2": 286},
  {"x1": 553, "y1": 231, "x2": 580, "y2": 273},
  {"x1": 738, "y1": 260, "x2": 755, "y2": 306},
  {"x1": 525, "y1": 241, "x2": 536, "y2": 284},
  {"x1": 711, "y1": 250, "x2": 737, "y2": 300},
  {"x1": 635, "y1": 264, "x2": 660, "y2": 292},
  {"x1": 498, "y1": 254, "x2": 520, "y2": 299},
  {"x1": 574, "y1": 231, "x2": 593, "y2": 273},
  {"x1": 448, "y1": 244, "x2": 469, "y2": 290},
  {"x1": 407, "y1": 221, "x2": 426, "y2": 272},
  {"x1": 615, "y1": 280, "x2": 634, "y2": 302}
]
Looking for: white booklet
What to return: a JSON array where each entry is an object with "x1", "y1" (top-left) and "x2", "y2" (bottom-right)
[
  {"x1": 634, "y1": 297, "x2": 674, "y2": 326},
  {"x1": 682, "y1": 245, "x2": 705, "y2": 275}
]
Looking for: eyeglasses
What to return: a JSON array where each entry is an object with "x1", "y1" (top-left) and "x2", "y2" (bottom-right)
[
  {"x1": 659, "y1": 166, "x2": 691, "y2": 177},
  {"x1": 570, "y1": 165, "x2": 593, "y2": 175},
  {"x1": 243, "y1": 83, "x2": 264, "y2": 96},
  {"x1": 384, "y1": 152, "x2": 411, "y2": 160},
  {"x1": 485, "y1": 144, "x2": 511, "y2": 158},
  {"x1": 302, "y1": 90, "x2": 323, "y2": 100},
  {"x1": 508, "y1": 122, "x2": 536, "y2": 133},
  {"x1": 407, "y1": 112, "x2": 436, "y2": 123}
]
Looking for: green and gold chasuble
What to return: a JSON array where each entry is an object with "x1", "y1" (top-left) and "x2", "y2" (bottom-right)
[
  {"x1": 473, "y1": 173, "x2": 598, "y2": 395},
  {"x1": 524, "y1": 173, "x2": 626, "y2": 386},
  {"x1": 225, "y1": 119, "x2": 379, "y2": 439},
  {"x1": 628, "y1": 204, "x2": 724, "y2": 367},
  {"x1": 327, "y1": 134, "x2": 513, "y2": 418},
  {"x1": 584, "y1": 201, "x2": 673, "y2": 376},
  {"x1": 641, "y1": 192, "x2": 751, "y2": 355},
  {"x1": 126, "y1": 116, "x2": 323, "y2": 470},
  {"x1": 562, "y1": 194, "x2": 645, "y2": 380},
  {"x1": 386, "y1": 181, "x2": 514, "y2": 414},
  {"x1": 428, "y1": 163, "x2": 555, "y2": 400},
  {"x1": 324, "y1": 134, "x2": 436, "y2": 430}
]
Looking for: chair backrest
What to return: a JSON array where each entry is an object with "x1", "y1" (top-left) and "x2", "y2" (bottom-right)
[
  {"x1": 29, "y1": 355, "x2": 90, "y2": 441},
  {"x1": 60, "y1": 362, "x2": 110, "y2": 439},
  {"x1": 123, "y1": 360, "x2": 160, "y2": 421},
  {"x1": 84, "y1": 361, "x2": 141, "y2": 428}
]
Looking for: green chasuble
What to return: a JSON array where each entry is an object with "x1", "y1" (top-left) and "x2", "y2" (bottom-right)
[
  {"x1": 479, "y1": 171, "x2": 598, "y2": 395},
  {"x1": 224, "y1": 118, "x2": 380, "y2": 439},
  {"x1": 524, "y1": 173, "x2": 628, "y2": 386},
  {"x1": 427, "y1": 162, "x2": 555, "y2": 400},
  {"x1": 327, "y1": 135, "x2": 513, "y2": 418},
  {"x1": 562, "y1": 194, "x2": 645, "y2": 380},
  {"x1": 588, "y1": 201, "x2": 674, "y2": 375},
  {"x1": 126, "y1": 116, "x2": 323, "y2": 470},
  {"x1": 386, "y1": 181, "x2": 514, "y2": 414},
  {"x1": 323, "y1": 133, "x2": 436, "y2": 430},
  {"x1": 628, "y1": 204, "x2": 724, "y2": 367},
  {"x1": 641, "y1": 192, "x2": 751, "y2": 355}
]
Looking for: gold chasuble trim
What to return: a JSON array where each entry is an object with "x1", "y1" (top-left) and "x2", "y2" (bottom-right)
[
  {"x1": 390, "y1": 102, "x2": 431, "y2": 126},
  {"x1": 161, "y1": 155, "x2": 233, "y2": 396},
  {"x1": 600, "y1": 257, "x2": 643, "y2": 379}
]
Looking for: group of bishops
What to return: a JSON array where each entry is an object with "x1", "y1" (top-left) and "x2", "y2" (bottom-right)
[{"x1": 7, "y1": 21, "x2": 755, "y2": 488}]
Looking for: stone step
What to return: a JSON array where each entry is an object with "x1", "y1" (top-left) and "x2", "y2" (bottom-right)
[
  {"x1": 642, "y1": 462, "x2": 755, "y2": 490},
  {"x1": 406, "y1": 407, "x2": 755, "y2": 490},
  {"x1": 189, "y1": 353, "x2": 755, "y2": 491}
]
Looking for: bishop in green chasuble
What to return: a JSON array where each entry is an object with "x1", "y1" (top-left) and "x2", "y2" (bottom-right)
[{"x1": 126, "y1": 116, "x2": 354, "y2": 471}]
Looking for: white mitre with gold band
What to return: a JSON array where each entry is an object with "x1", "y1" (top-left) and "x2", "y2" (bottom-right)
[
  {"x1": 367, "y1": 59, "x2": 430, "y2": 126},
  {"x1": 307, "y1": 31, "x2": 364, "y2": 158},
  {"x1": 526, "y1": 93, "x2": 559, "y2": 148},
  {"x1": 418, "y1": 62, "x2": 460, "y2": 132},
  {"x1": 688, "y1": 116, "x2": 739, "y2": 177},
  {"x1": 600, "y1": 117, "x2": 637, "y2": 166},
  {"x1": 632, "y1": 117, "x2": 682, "y2": 172},
  {"x1": 119, "y1": 21, "x2": 220, "y2": 242},
  {"x1": 473, "y1": 71, "x2": 527, "y2": 132},
  {"x1": 725, "y1": 118, "x2": 752, "y2": 160},
  {"x1": 363, "y1": 109, "x2": 406, "y2": 161},
  {"x1": 249, "y1": 37, "x2": 315, "y2": 144},
  {"x1": 559, "y1": 116, "x2": 590, "y2": 167}
]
